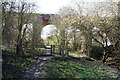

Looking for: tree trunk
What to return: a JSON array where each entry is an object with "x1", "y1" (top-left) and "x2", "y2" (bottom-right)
[
  {"x1": 102, "y1": 50, "x2": 107, "y2": 63},
  {"x1": 16, "y1": 38, "x2": 23, "y2": 54},
  {"x1": 84, "y1": 31, "x2": 92, "y2": 57},
  {"x1": 16, "y1": 12, "x2": 23, "y2": 54},
  {"x1": 102, "y1": 47, "x2": 111, "y2": 63}
]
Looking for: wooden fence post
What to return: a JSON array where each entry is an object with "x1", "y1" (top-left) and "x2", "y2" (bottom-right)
[
  {"x1": 66, "y1": 49, "x2": 69, "y2": 57},
  {"x1": 51, "y1": 45, "x2": 52, "y2": 56},
  {"x1": 59, "y1": 45, "x2": 61, "y2": 55},
  {"x1": 53, "y1": 45, "x2": 55, "y2": 57},
  {"x1": 62, "y1": 45, "x2": 64, "y2": 57}
]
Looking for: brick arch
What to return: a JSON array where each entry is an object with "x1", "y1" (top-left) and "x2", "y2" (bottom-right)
[{"x1": 40, "y1": 14, "x2": 57, "y2": 27}]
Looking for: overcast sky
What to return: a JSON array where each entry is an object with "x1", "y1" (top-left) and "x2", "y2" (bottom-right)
[
  {"x1": 35, "y1": 0, "x2": 73, "y2": 14},
  {"x1": 14, "y1": 0, "x2": 120, "y2": 14},
  {"x1": 33, "y1": 0, "x2": 119, "y2": 14}
]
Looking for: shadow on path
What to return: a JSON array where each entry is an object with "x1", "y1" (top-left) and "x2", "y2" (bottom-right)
[{"x1": 24, "y1": 56, "x2": 53, "y2": 78}]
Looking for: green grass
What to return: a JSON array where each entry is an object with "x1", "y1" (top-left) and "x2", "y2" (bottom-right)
[
  {"x1": 2, "y1": 50, "x2": 41, "y2": 78},
  {"x1": 69, "y1": 51, "x2": 87, "y2": 58},
  {"x1": 42, "y1": 56, "x2": 120, "y2": 79},
  {"x1": 35, "y1": 48, "x2": 45, "y2": 50}
]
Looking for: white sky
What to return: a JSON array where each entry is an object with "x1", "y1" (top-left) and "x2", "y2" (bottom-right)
[
  {"x1": 14, "y1": 0, "x2": 119, "y2": 14},
  {"x1": 35, "y1": 0, "x2": 73, "y2": 14},
  {"x1": 33, "y1": 0, "x2": 119, "y2": 14}
]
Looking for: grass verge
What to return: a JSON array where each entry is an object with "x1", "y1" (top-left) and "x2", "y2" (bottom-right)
[{"x1": 42, "y1": 56, "x2": 120, "y2": 79}]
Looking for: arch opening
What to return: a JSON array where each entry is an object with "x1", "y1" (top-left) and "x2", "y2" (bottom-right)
[{"x1": 41, "y1": 24, "x2": 59, "y2": 45}]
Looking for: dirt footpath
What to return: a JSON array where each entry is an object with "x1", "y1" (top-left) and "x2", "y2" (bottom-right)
[{"x1": 24, "y1": 56, "x2": 52, "y2": 78}]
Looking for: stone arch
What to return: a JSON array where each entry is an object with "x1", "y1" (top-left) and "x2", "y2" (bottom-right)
[
  {"x1": 41, "y1": 24, "x2": 59, "y2": 45},
  {"x1": 39, "y1": 14, "x2": 60, "y2": 45}
]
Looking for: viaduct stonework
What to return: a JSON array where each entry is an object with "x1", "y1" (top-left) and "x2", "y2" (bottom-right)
[
  {"x1": 39, "y1": 14, "x2": 58, "y2": 26},
  {"x1": 37, "y1": 14, "x2": 86, "y2": 51}
]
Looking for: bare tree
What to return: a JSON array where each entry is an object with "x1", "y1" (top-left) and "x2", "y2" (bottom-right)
[
  {"x1": 58, "y1": 1, "x2": 120, "y2": 63},
  {"x1": 16, "y1": 0, "x2": 36, "y2": 54},
  {"x1": 2, "y1": 0, "x2": 17, "y2": 44},
  {"x1": 90, "y1": 2, "x2": 119, "y2": 62}
]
